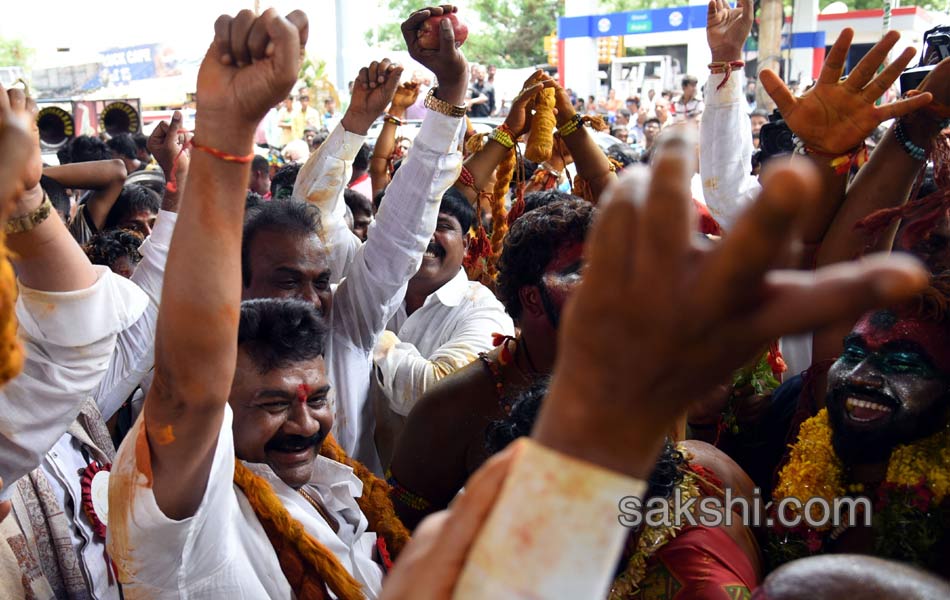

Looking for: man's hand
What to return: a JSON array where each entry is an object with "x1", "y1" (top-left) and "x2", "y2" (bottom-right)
[
  {"x1": 380, "y1": 445, "x2": 515, "y2": 600},
  {"x1": 197, "y1": 8, "x2": 308, "y2": 152},
  {"x1": 0, "y1": 85, "x2": 36, "y2": 221},
  {"x1": 502, "y1": 72, "x2": 554, "y2": 138},
  {"x1": 904, "y1": 57, "x2": 950, "y2": 142},
  {"x1": 533, "y1": 133, "x2": 929, "y2": 479},
  {"x1": 341, "y1": 59, "x2": 404, "y2": 136},
  {"x1": 761, "y1": 28, "x2": 932, "y2": 154},
  {"x1": 706, "y1": 0, "x2": 754, "y2": 62},
  {"x1": 401, "y1": 5, "x2": 468, "y2": 106},
  {"x1": 148, "y1": 110, "x2": 190, "y2": 175},
  {"x1": 390, "y1": 81, "x2": 421, "y2": 116}
]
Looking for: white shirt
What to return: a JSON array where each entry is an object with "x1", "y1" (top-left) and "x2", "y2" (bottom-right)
[
  {"x1": 673, "y1": 96, "x2": 705, "y2": 121},
  {"x1": 0, "y1": 266, "x2": 147, "y2": 502},
  {"x1": 108, "y1": 405, "x2": 384, "y2": 599},
  {"x1": 699, "y1": 72, "x2": 759, "y2": 233},
  {"x1": 378, "y1": 268, "x2": 514, "y2": 417},
  {"x1": 36, "y1": 211, "x2": 175, "y2": 600},
  {"x1": 699, "y1": 74, "x2": 813, "y2": 377},
  {"x1": 293, "y1": 112, "x2": 465, "y2": 473}
]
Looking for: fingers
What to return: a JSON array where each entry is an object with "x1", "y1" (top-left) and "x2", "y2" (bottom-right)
[
  {"x1": 584, "y1": 169, "x2": 644, "y2": 290},
  {"x1": 285, "y1": 10, "x2": 309, "y2": 52},
  {"x1": 213, "y1": 14, "x2": 234, "y2": 65},
  {"x1": 818, "y1": 28, "x2": 853, "y2": 84},
  {"x1": 6, "y1": 88, "x2": 25, "y2": 113},
  {"x1": 641, "y1": 134, "x2": 695, "y2": 266},
  {"x1": 759, "y1": 69, "x2": 797, "y2": 114},
  {"x1": 862, "y1": 45, "x2": 917, "y2": 102},
  {"x1": 0, "y1": 84, "x2": 8, "y2": 113},
  {"x1": 751, "y1": 253, "x2": 929, "y2": 340},
  {"x1": 381, "y1": 65, "x2": 405, "y2": 98},
  {"x1": 512, "y1": 82, "x2": 543, "y2": 108},
  {"x1": 368, "y1": 61, "x2": 381, "y2": 88},
  {"x1": 265, "y1": 12, "x2": 305, "y2": 89},
  {"x1": 167, "y1": 110, "x2": 183, "y2": 141},
  {"x1": 229, "y1": 9, "x2": 256, "y2": 67},
  {"x1": 877, "y1": 91, "x2": 933, "y2": 120},
  {"x1": 740, "y1": 0, "x2": 754, "y2": 23},
  {"x1": 247, "y1": 8, "x2": 276, "y2": 61},
  {"x1": 355, "y1": 66, "x2": 370, "y2": 91},
  {"x1": 707, "y1": 0, "x2": 719, "y2": 22},
  {"x1": 699, "y1": 159, "x2": 820, "y2": 313},
  {"x1": 401, "y1": 7, "x2": 434, "y2": 45},
  {"x1": 846, "y1": 30, "x2": 900, "y2": 91}
]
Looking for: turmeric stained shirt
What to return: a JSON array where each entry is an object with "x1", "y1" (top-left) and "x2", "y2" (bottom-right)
[{"x1": 107, "y1": 405, "x2": 384, "y2": 599}]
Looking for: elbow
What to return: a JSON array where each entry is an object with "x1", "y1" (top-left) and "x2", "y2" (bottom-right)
[{"x1": 109, "y1": 159, "x2": 128, "y2": 182}]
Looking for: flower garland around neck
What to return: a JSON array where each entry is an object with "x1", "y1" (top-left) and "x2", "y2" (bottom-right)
[
  {"x1": 608, "y1": 448, "x2": 704, "y2": 599},
  {"x1": 768, "y1": 408, "x2": 950, "y2": 570}
]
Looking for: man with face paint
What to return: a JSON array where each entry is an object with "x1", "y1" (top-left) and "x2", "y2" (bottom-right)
[
  {"x1": 386, "y1": 199, "x2": 593, "y2": 528},
  {"x1": 767, "y1": 279, "x2": 950, "y2": 575}
]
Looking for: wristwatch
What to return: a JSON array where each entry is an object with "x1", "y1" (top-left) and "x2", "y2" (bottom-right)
[
  {"x1": 424, "y1": 88, "x2": 467, "y2": 118},
  {"x1": 6, "y1": 192, "x2": 52, "y2": 235}
]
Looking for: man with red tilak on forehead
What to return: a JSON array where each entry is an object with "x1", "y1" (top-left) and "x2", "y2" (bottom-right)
[{"x1": 767, "y1": 274, "x2": 950, "y2": 576}]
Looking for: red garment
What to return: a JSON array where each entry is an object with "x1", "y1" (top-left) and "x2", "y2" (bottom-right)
[
  {"x1": 693, "y1": 199, "x2": 722, "y2": 236},
  {"x1": 638, "y1": 525, "x2": 756, "y2": 599}
]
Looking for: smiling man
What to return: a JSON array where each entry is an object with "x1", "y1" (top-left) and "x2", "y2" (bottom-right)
[
  {"x1": 767, "y1": 282, "x2": 950, "y2": 576},
  {"x1": 372, "y1": 186, "x2": 514, "y2": 455}
]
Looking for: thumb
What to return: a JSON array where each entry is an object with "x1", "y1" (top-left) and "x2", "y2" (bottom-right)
[
  {"x1": 167, "y1": 110, "x2": 183, "y2": 139},
  {"x1": 438, "y1": 16, "x2": 457, "y2": 57},
  {"x1": 383, "y1": 66, "x2": 405, "y2": 98}
]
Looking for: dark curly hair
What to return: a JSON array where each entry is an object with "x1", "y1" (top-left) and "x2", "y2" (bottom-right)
[
  {"x1": 523, "y1": 190, "x2": 577, "y2": 214},
  {"x1": 270, "y1": 163, "x2": 301, "y2": 200},
  {"x1": 83, "y1": 229, "x2": 144, "y2": 271},
  {"x1": 496, "y1": 199, "x2": 594, "y2": 320},
  {"x1": 107, "y1": 133, "x2": 138, "y2": 160},
  {"x1": 238, "y1": 298, "x2": 328, "y2": 372},
  {"x1": 485, "y1": 380, "x2": 685, "y2": 502},
  {"x1": 60, "y1": 135, "x2": 111, "y2": 164}
]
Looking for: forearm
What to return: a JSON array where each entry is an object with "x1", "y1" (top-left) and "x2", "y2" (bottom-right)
[
  {"x1": 152, "y1": 128, "x2": 252, "y2": 410},
  {"x1": 44, "y1": 159, "x2": 127, "y2": 230},
  {"x1": 370, "y1": 117, "x2": 399, "y2": 197},
  {"x1": 699, "y1": 72, "x2": 760, "y2": 232},
  {"x1": 560, "y1": 127, "x2": 616, "y2": 203},
  {"x1": 7, "y1": 186, "x2": 98, "y2": 292},
  {"x1": 457, "y1": 140, "x2": 508, "y2": 203}
]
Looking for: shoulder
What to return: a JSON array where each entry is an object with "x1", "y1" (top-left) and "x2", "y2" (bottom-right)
[{"x1": 679, "y1": 439, "x2": 755, "y2": 500}]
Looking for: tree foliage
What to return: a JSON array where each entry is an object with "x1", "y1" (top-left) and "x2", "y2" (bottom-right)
[
  {"x1": 0, "y1": 38, "x2": 34, "y2": 68},
  {"x1": 369, "y1": 0, "x2": 564, "y2": 68},
  {"x1": 598, "y1": 0, "x2": 945, "y2": 14}
]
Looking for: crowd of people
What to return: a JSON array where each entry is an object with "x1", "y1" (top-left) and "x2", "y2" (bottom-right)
[{"x1": 0, "y1": 1, "x2": 948, "y2": 598}]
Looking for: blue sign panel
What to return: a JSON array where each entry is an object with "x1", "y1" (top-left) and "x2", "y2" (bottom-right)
[
  {"x1": 99, "y1": 44, "x2": 158, "y2": 84},
  {"x1": 559, "y1": 5, "x2": 709, "y2": 39}
]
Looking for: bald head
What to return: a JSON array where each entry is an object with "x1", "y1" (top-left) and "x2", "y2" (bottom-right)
[{"x1": 755, "y1": 555, "x2": 950, "y2": 600}]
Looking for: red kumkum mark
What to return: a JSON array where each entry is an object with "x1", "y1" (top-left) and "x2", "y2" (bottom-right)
[{"x1": 296, "y1": 384, "x2": 310, "y2": 404}]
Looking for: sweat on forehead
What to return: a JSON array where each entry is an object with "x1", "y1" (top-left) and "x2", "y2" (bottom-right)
[{"x1": 852, "y1": 309, "x2": 950, "y2": 374}]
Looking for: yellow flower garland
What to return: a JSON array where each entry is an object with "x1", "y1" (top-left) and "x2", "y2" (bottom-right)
[{"x1": 774, "y1": 408, "x2": 950, "y2": 530}]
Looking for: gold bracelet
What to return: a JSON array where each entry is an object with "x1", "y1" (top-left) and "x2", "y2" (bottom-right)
[
  {"x1": 424, "y1": 87, "x2": 467, "y2": 118},
  {"x1": 6, "y1": 192, "x2": 52, "y2": 235}
]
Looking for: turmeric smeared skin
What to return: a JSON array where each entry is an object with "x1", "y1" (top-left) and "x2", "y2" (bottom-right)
[{"x1": 524, "y1": 88, "x2": 556, "y2": 163}]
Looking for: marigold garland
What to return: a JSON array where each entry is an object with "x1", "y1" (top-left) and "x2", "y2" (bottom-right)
[
  {"x1": 232, "y1": 434, "x2": 410, "y2": 600},
  {"x1": 0, "y1": 234, "x2": 23, "y2": 386},
  {"x1": 769, "y1": 409, "x2": 950, "y2": 568}
]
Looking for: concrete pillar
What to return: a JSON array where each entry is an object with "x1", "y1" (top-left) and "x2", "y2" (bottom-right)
[
  {"x1": 562, "y1": 0, "x2": 600, "y2": 100},
  {"x1": 756, "y1": 0, "x2": 784, "y2": 110},
  {"x1": 789, "y1": 0, "x2": 820, "y2": 85},
  {"x1": 686, "y1": 0, "x2": 712, "y2": 82}
]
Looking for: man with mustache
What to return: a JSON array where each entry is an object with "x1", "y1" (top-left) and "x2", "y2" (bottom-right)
[
  {"x1": 107, "y1": 6, "x2": 467, "y2": 597},
  {"x1": 767, "y1": 282, "x2": 950, "y2": 575}
]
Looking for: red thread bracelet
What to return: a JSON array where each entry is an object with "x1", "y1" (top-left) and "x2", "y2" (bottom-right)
[
  {"x1": 165, "y1": 138, "x2": 255, "y2": 193},
  {"x1": 708, "y1": 60, "x2": 745, "y2": 91}
]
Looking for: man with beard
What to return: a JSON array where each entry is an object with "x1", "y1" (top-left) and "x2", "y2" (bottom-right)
[
  {"x1": 386, "y1": 198, "x2": 591, "y2": 526},
  {"x1": 768, "y1": 285, "x2": 950, "y2": 576},
  {"x1": 107, "y1": 6, "x2": 472, "y2": 597}
]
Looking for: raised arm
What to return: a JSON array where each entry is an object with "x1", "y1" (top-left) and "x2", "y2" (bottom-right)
[
  {"x1": 699, "y1": 0, "x2": 760, "y2": 231},
  {"x1": 92, "y1": 112, "x2": 188, "y2": 420},
  {"x1": 760, "y1": 28, "x2": 930, "y2": 255},
  {"x1": 551, "y1": 77, "x2": 616, "y2": 202},
  {"x1": 292, "y1": 59, "x2": 403, "y2": 283},
  {"x1": 0, "y1": 86, "x2": 147, "y2": 496},
  {"x1": 370, "y1": 81, "x2": 420, "y2": 198},
  {"x1": 142, "y1": 9, "x2": 307, "y2": 520},
  {"x1": 42, "y1": 158, "x2": 127, "y2": 231}
]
